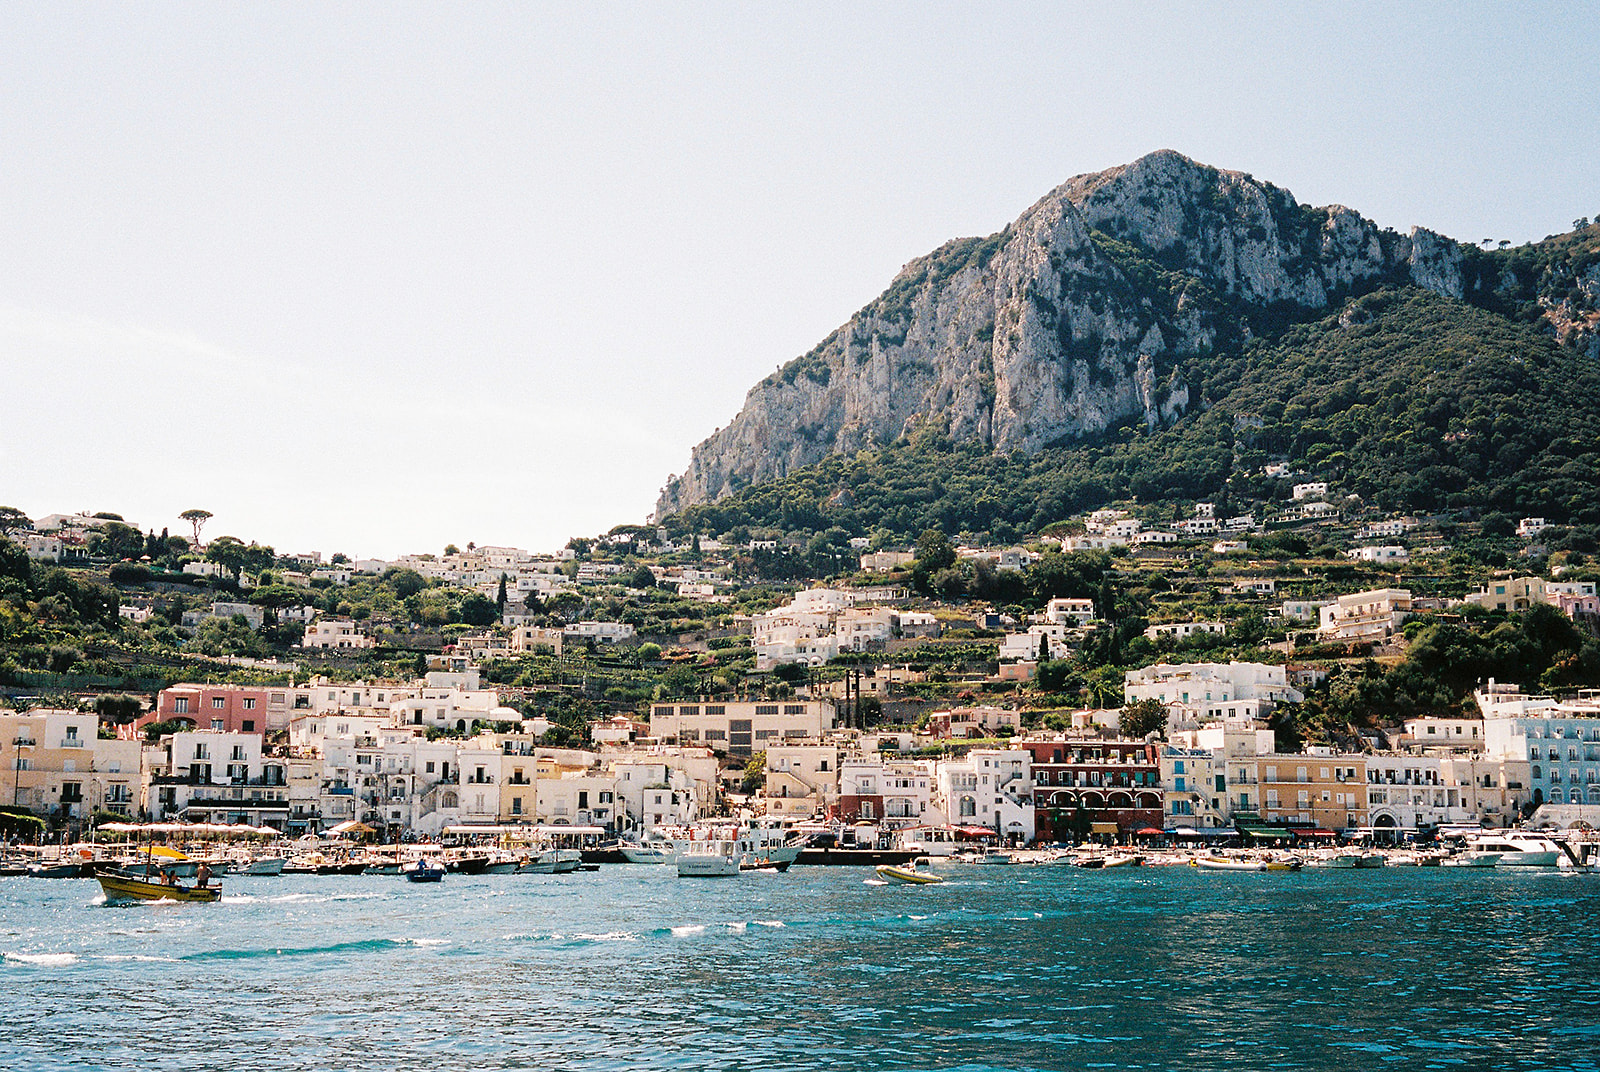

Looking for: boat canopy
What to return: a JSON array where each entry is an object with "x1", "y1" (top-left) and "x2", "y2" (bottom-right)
[{"x1": 1167, "y1": 827, "x2": 1237, "y2": 838}]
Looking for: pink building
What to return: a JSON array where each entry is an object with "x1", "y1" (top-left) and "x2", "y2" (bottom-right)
[{"x1": 131, "y1": 685, "x2": 281, "y2": 739}]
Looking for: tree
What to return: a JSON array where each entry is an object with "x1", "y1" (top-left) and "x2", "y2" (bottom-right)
[
  {"x1": 458, "y1": 593, "x2": 498, "y2": 626},
  {"x1": 0, "y1": 506, "x2": 30, "y2": 536},
  {"x1": 495, "y1": 574, "x2": 508, "y2": 611},
  {"x1": 627, "y1": 565, "x2": 658, "y2": 590},
  {"x1": 204, "y1": 536, "x2": 248, "y2": 580},
  {"x1": 740, "y1": 751, "x2": 767, "y2": 795},
  {"x1": 179, "y1": 509, "x2": 212, "y2": 549},
  {"x1": 444, "y1": 544, "x2": 460, "y2": 556},
  {"x1": 915, "y1": 529, "x2": 957, "y2": 571},
  {"x1": 1120, "y1": 699, "x2": 1166, "y2": 739}
]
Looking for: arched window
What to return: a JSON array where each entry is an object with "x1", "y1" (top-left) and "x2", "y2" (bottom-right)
[
  {"x1": 442, "y1": 792, "x2": 457, "y2": 809},
  {"x1": 959, "y1": 796, "x2": 976, "y2": 817}
]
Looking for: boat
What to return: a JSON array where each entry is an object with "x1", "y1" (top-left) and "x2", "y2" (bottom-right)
[
  {"x1": 472, "y1": 849, "x2": 520, "y2": 875},
  {"x1": 1465, "y1": 832, "x2": 1561, "y2": 867},
  {"x1": 515, "y1": 848, "x2": 582, "y2": 875},
  {"x1": 1194, "y1": 856, "x2": 1268, "y2": 872},
  {"x1": 619, "y1": 841, "x2": 676, "y2": 864},
  {"x1": 403, "y1": 858, "x2": 446, "y2": 883},
  {"x1": 676, "y1": 840, "x2": 740, "y2": 878},
  {"x1": 974, "y1": 850, "x2": 1017, "y2": 865},
  {"x1": 236, "y1": 855, "x2": 286, "y2": 876},
  {"x1": 1443, "y1": 850, "x2": 1503, "y2": 867},
  {"x1": 876, "y1": 864, "x2": 945, "y2": 885},
  {"x1": 97, "y1": 867, "x2": 220, "y2": 904},
  {"x1": 1323, "y1": 852, "x2": 1365, "y2": 869},
  {"x1": 1101, "y1": 853, "x2": 1144, "y2": 868},
  {"x1": 739, "y1": 856, "x2": 791, "y2": 873},
  {"x1": 27, "y1": 860, "x2": 89, "y2": 879}
]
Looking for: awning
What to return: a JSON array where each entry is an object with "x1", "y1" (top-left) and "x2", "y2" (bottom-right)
[
  {"x1": 1135, "y1": 827, "x2": 1165, "y2": 836},
  {"x1": 1168, "y1": 827, "x2": 1237, "y2": 838},
  {"x1": 1090, "y1": 822, "x2": 1121, "y2": 834},
  {"x1": 953, "y1": 825, "x2": 998, "y2": 837},
  {"x1": 1238, "y1": 824, "x2": 1291, "y2": 840},
  {"x1": 1292, "y1": 828, "x2": 1337, "y2": 838}
]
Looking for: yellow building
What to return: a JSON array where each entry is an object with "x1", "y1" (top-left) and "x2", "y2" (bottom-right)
[{"x1": 1250, "y1": 752, "x2": 1368, "y2": 830}]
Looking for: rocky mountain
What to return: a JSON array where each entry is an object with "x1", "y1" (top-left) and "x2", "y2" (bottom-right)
[{"x1": 656, "y1": 151, "x2": 1598, "y2": 518}]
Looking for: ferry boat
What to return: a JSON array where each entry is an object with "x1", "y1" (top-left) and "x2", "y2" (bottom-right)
[{"x1": 676, "y1": 840, "x2": 740, "y2": 878}]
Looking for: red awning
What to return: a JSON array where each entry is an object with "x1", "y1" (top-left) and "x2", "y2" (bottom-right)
[
  {"x1": 1294, "y1": 828, "x2": 1337, "y2": 838},
  {"x1": 953, "y1": 825, "x2": 998, "y2": 837},
  {"x1": 1135, "y1": 827, "x2": 1165, "y2": 836}
]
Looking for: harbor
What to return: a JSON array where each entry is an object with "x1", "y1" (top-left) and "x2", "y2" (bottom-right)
[{"x1": 4, "y1": 860, "x2": 1600, "y2": 1072}]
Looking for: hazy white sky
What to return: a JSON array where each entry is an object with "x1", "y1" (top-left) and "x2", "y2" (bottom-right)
[{"x1": 4, "y1": 3, "x2": 1596, "y2": 559}]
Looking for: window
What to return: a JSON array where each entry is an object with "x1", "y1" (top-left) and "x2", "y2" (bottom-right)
[
  {"x1": 174, "y1": 698, "x2": 189, "y2": 714},
  {"x1": 241, "y1": 720, "x2": 255, "y2": 732},
  {"x1": 211, "y1": 719, "x2": 224, "y2": 731},
  {"x1": 212, "y1": 697, "x2": 226, "y2": 709},
  {"x1": 755, "y1": 705, "x2": 779, "y2": 716},
  {"x1": 242, "y1": 699, "x2": 256, "y2": 710}
]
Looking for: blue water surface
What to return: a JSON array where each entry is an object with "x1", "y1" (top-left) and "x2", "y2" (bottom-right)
[{"x1": 3, "y1": 864, "x2": 1599, "y2": 1072}]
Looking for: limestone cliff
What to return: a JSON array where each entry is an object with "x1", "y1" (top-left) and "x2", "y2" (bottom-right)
[{"x1": 656, "y1": 150, "x2": 1470, "y2": 517}]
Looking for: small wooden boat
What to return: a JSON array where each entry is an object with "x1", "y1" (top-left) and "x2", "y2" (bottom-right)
[
  {"x1": 98, "y1": 869, "x2": 220, "y2": 904},
  {"x1": 876, "y1": 864, "x2": 944, "y2": 885}
]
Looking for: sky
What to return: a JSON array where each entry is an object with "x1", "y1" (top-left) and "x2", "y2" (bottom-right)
[{"x1": 3, "y1": 3, "x2": 1596, "y2": 560}]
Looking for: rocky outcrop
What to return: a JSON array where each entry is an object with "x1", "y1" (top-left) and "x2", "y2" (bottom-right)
[{"x1": 655, "y1": 150, "x2": 1469, "y2": 517}]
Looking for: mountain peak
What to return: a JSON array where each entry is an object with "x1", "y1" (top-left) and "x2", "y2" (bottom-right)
[{"x1": 654, "y1": 154, "x2": 1561, "y2": 519}]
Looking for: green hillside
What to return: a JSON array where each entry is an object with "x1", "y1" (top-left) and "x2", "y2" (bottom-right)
[{"x1": 660, "y1": 287, "x2": 1600, "y2": 542}]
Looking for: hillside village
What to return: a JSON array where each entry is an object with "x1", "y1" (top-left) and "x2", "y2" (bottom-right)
[{"x1": 4, "y1": 484, "x2": 1599, "y2": 847}]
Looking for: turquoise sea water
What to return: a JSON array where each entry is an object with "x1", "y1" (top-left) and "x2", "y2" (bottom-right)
[{"x1": 3, "y1": 864, "x2": 1599, "y2": 1072}]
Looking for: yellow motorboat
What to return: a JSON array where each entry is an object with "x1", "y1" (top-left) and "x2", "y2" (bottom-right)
[
  {"x1": 97, "y1": 868, "x2": 221, "y2": 904},
  {"x1": 875, "y1": 864, "x2": 945, "y2": 885}
]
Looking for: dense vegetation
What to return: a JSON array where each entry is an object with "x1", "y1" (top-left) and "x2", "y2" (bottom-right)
[{"x1": 661, "y1": 288, "x2": 1600, "y2": 543}]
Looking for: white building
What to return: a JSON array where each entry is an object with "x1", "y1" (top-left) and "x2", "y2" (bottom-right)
[
  {"x1": 302, "y1": 619, "x2": 375, "y2": 649},
  {"x1": 1317, "y1": 588, "x2": 1412, "y2": 644},
  {"x1": 1292, "y1": 482, "x2": 1328, "y2": 501},
  {"x1": 563, "y1": 621, "x2": 636, "y2": 644},
  {"x1": 648, "y1": 699, "x2": 836, "y2": 757},
  {"x1": 1347, "y1": 545, "x2": 1409, "y2": 564},
  {"x1": 934, "y1": 749, "x2": 1034, "y2": 840},
  {"x1": 1125, "y1": 662, "x2": 1303, "y2": 732},
  {"x1": 1145, "y1": 621, "x2": 1227, "y2": 642},
  {"x1": 1044, "y1": 598, "x2": 1096, "y2": 626}
]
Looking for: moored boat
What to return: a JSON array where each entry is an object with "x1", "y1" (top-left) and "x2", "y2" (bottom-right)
[
  {"x1": 1465, "y1": 832, "x2": 1561, "y2": 867},
  {"x1": 1195, "y1": 855, "x2": 1268, "y2": 872}
]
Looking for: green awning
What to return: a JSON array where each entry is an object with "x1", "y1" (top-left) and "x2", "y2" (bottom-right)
[{"x1": 1237, "y1": 824, "x2": 1290, "y2": 840}]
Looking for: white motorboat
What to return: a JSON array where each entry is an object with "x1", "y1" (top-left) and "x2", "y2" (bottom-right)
[
  {"x1": 1466, "y1": 832, "x2": 1561, "y2": 867},
  {"x1": 619, "y1": 841, "x2": 676, "y2": 864},
  {"x1": 676, "y1": 840, "x2": 740, "y2": 878},
  {"x1": 974, "y1": 850, "x2": 1017, "y2": 865},
  {"x1": 236, "y1": 855, "x2": 286, "y2": 876},
  {"x1": 1443, "y1": 850, "x2": 1503, "y2": 868}
]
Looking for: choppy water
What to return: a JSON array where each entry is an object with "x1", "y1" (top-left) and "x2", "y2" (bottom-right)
[{"x1": 3, "y1": 864, "x2": 1599, "y2": 1071}]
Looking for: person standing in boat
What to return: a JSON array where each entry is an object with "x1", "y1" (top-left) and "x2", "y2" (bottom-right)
[{"x1": 196, "y1": 863, "x2": 211, "y2": 888}]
